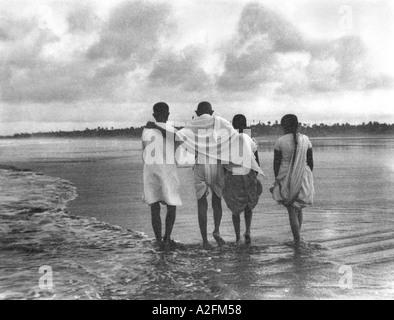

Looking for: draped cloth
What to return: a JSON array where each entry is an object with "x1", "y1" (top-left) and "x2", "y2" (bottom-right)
[
  {"x1": 176, "y1": 115, "x2": 265, "y2": 177},
  {"x1": 223, "y1": 134, "x2": 263, "y2": 214},
  {"x1": 193, "y1": 163, "x2": 225, "y2": 200},
  {"x1": 271, "y1": 134, "x2": 314, "y2": 209},
  {"x1": 142, "y1": 122, "x2": 182, "y2": 206},
  {"x1": 223, "y1": 170, "x2": 262, "y2": 215}
]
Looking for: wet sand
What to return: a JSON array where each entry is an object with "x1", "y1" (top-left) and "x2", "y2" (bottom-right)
[{"x1": 1, "y1": 168, "x2": 393, "y2": 300}]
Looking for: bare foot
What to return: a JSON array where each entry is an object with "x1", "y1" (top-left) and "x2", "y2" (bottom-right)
[
  {"x1": 152, "y1": 240, "x2": 164, "y2": 250},
  {"x1": 163, "y1": 239, "x2": 178, "y2": 251},
  {"x1": 244, "y1": 234, "x2": 251, "y2": 246},
  {"x1": 202, "y1": 241, "x2": 213, "y2": 250},
  {"x1": 213, "y1": 232, "x2": 226, "y2": 247},
  {"x1": 300, "y1": 239, "x2": 308, "y2": 248}
]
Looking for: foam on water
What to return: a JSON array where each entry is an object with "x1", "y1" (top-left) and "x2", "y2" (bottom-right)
[
  {"x1": 0, "y1": 169, "x2": 149, "y2": 299},
  {"x1": 0, "y1": 169, "x2": 242, "y2": 300}
]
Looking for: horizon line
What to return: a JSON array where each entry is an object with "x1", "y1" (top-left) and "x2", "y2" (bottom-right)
[{"x1": 1, "y1": 120, "x2": 393, "y2": 138}]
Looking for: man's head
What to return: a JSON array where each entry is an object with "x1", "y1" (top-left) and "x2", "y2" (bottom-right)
[
  {"x1": 152, "y1": 102, "x2": 169, "y2": 123},
  {"x1": 196, "y1": 101, "x2": 213, "y2": 117},
  {"x1": 232, "y1": 114, "x2": 247, "y2": 133}
]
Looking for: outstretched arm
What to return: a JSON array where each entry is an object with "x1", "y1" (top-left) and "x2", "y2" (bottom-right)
[
  {"x1": 252, "y1": 151, "x2": 261, "y2": 176},
  {"x1": 307, "y1": 148, "x2": 314, "y2": 171},
  {"x1": 145, "y1": 122, "x2": 185, "y2": 149},
  {"x1": 254, "y1": 151, "x2": 260, "y2": 166},
  {"x1": 274, "y1": 150, "x2": 282, "y2": 178}
]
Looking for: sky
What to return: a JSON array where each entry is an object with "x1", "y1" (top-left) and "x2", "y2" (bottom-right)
[{"x1": 0, "y1": 0, "x2": 393, "y2": 135}]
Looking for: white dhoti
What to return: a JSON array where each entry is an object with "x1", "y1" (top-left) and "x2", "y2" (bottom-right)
[
  {"x1": 143, "y1": 163, "x2": 182, "y2": 206},
  {"x1": 193, "y1": 163, "x2": 225, "y2": 200},
  {"x1": 142, "y1": 124, "x2": 182, "y2": 206}
]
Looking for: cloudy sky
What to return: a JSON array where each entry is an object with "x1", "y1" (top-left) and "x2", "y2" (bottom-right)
[{"x1": 0, "y1": 0, "x2": 393, "y2": 135}]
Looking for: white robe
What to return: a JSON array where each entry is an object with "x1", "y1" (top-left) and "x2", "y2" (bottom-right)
[{"x1": 142, "y1": 122, "x2": 182, "y2": 206}]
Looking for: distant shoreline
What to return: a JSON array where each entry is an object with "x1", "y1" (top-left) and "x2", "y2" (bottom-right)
[
  {"x1": 0, "y1": 136, "x2": 142, "y2": 140},
  {"x1": 0, "y1": 165, "x2": 31, "y2": 172},
  {"x1": 1, "y1": 121, "x2": 392, "y2": 139}
]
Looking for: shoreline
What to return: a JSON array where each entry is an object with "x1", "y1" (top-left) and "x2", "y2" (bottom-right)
[
  {"x1": 0, "y1": 165, "x2": 31, "y2": 172},
  {"x1": 0, "y1": 136, "x2": 142, "y2": 141}
]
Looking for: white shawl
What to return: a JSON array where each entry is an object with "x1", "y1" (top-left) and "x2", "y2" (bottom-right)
[{"x1": 176, "y1": 115, "x2": 264, "y2": 176}]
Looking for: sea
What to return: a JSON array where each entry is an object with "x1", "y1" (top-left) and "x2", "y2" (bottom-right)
[{"x1": 0, "y1": 136, "x2": 393, "y2": 300}]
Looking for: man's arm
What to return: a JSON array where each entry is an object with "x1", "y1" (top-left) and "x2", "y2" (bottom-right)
[
  {"x1": 145, "y1": 122, "x2": 186, "y2": 148},
  {"x1": 254, "y1": 151, "x2": 260, "y2": 166},
  {"x1": 274, "y1": 150, "x2": 282, "y2": 178},
  {"x1": 307, "y1": 148, "x2": 314, "y2": 171}
]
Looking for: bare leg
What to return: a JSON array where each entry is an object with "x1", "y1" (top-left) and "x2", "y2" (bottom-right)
[
  {"x1": 298, "y1": 209, "x2": 303, "y2": 231},
  {"x1": 232, "y1": 214, "x2": 241, "y2": 244},
  {"x1": 163, "y1": 205, "x2": 176, "y2": 245},
  {"x1": 288, "y1": 207, "x2": 301, "y2": 249},
  {"x1": 198, "y1": 193, "x2": 211, "y2": 249},
  {"x1": 212, "y1": 191, "x2": 225, "y2": 246},
  {"x1": 150, "y1": 202, "x2": 162, "y2": 243},
  {"x1": 244, "y1": 207, "x2": 253, "y2": 245}
]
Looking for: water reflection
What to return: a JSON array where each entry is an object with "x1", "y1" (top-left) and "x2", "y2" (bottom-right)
[
  {"x1": 258, "y1": 137, "x2": 394, "y2": 152},
  {"x1": 287, "y1": 253, "x2": 313, "y2": 299}
]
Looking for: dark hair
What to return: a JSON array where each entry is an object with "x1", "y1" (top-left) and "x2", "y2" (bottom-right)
[
  {"x1": 232, "y1": 114, "x2": 247, "y2": 133},
  {"x1": 281, "y1": 114, "x2": 299, "y2": 152},
  {"x1": 153, "y1": 102, "x2": 169, "y2": 115},
  {"x1": 197, "y1": 101, "x2": 212, "y2": 115}
]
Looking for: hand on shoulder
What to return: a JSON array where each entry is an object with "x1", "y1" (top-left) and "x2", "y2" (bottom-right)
[{"x1": 145, "y1": 121, "x2": 157, "y2": 129}]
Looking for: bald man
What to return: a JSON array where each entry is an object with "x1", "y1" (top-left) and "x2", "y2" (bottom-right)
[{"x1": 188, "y1": 102, "x2": 226, "y2": 249}]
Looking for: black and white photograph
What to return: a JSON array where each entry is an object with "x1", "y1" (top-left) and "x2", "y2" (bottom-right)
[{"x1": 0, "y1": 0, "x2": 393, "y2": 302}]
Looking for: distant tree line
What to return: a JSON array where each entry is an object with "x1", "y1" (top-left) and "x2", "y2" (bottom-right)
[
  {"x1": 251, "y1": 121, "x2": 394, "y2": 137},
  {"x1": 1, "y1": 121, "x2": 393, "y2": 139},
  {"x1": 1, "y1": 126, "x2": 145, "y2": 139}
]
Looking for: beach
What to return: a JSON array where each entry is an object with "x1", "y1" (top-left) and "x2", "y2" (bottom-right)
[{"x1": 1, "y1": 137, "x2": 394, "y2": 299}]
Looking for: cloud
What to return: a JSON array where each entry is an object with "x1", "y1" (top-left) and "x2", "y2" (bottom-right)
[
  {"x1": 306, "y1": 35, "x2": 393, "y2": 93},
  {"x1": 306, "y1": 57, "x2": 340, "y2": 92},
  {"x1": 0, "y1": 15, "x2": 89, "y2": 103},
  {"x1": 217, "y1": 3, "x2": 306, "y2": 92},
  {"x1": 148, "y1": 47, "x2": 211, "y2": 92},
  {"x1": 237, "y1": 3, "x2": 305, "y2": 52},
  {"x1": 217, "y1": 37, "x2": 277, "y2": 92},
  {"x1": 86, "y1": 1, "x2": 173, "y2": 62},
  {"x1": 0, "y1": 26, "x2": 9, "y2": 41},
  {"x1": 67, "y1": 5, "x2": 100, "y2": 33},
  {"x1": 217, "y1": 2, "x2": 392, "y2": 95},
  {"x1": 0, "y1": 1, "x2": 175, "y2": 104}
]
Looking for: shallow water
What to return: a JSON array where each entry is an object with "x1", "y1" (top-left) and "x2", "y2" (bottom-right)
[{"x1": 1, "y1": 137, "x2": 394, "y2": 299}]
